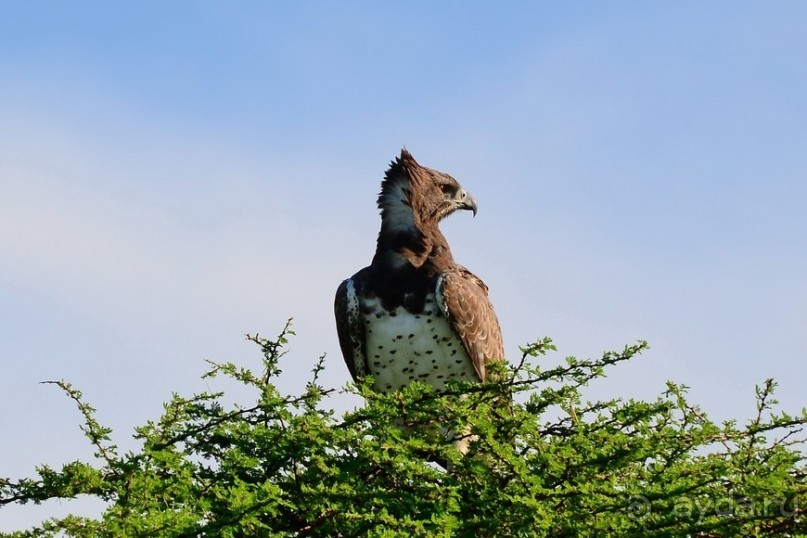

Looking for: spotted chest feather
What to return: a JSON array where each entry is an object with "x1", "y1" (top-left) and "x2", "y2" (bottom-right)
[{"x1": 358, "y1": 292, "x2": 478, "y2": 393}]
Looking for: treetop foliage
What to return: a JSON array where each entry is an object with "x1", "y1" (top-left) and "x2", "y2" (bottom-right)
[{"x1": 1, "y1": 320, "x2": 805, "y2": 537}]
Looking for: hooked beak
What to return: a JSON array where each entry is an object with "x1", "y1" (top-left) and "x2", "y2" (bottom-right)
[{"x1": 458, "y1": 189, "x2": 478, "y2": 217}]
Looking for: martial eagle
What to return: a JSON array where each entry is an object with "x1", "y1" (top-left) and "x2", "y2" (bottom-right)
[{"x1": 334, "y1": 149, "x2": 504, "y2": 453}]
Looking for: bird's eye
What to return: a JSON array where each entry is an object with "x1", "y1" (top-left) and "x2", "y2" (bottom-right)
[{"x1": 439, "y1": 184, "x2": 453, "y2": 195}]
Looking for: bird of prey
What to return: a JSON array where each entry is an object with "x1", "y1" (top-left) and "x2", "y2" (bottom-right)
[{"x1": 334, "y1": 149, "x2": 504, "y2": 452}]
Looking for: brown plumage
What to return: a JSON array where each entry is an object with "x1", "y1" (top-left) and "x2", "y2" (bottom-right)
[{"x1": 334, "y1": 149, "x2": 504, "y2": 400}]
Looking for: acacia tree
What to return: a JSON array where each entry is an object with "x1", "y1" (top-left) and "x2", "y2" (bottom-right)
[{"x1": 1, "y1": 321, "x2": 805, "y2": 537}]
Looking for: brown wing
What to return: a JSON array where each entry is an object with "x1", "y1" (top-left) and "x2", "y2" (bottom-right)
[
  {"x1": 334, "y1": 278, "x2": 367, "y2": 382},
  {"x1": 437, "y1": 267, "x2": 504, "y2": 381}
]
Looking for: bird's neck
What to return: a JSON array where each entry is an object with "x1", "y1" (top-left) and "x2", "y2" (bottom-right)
[
  {"x1": 373, "y1": 176, "x2": 453, "y2": 269},
  {"x1": 374, "y1": 211, "x2": 451, "y2": 270}
]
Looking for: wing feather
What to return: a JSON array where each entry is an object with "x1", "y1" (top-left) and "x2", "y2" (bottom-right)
[
  {"x1": 334, "y1": 278, "x2": 366, "y2": 381},
  {"x1": 436, "y1": 267, "x2": 504, "y2": 381}
]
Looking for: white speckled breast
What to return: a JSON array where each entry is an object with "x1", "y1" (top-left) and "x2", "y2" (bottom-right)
[{"x1": 361, "y1": 293, "x2": 478, "y2": 393}]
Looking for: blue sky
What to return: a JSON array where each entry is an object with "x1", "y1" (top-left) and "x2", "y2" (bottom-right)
[{"x1": 2, "y1": 2, "x2": 806, "y2": 529}]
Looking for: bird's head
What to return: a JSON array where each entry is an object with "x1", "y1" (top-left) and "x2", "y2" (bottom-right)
[{"x1": 378, "y1": 149, "x2": 477, "y2": 233}]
